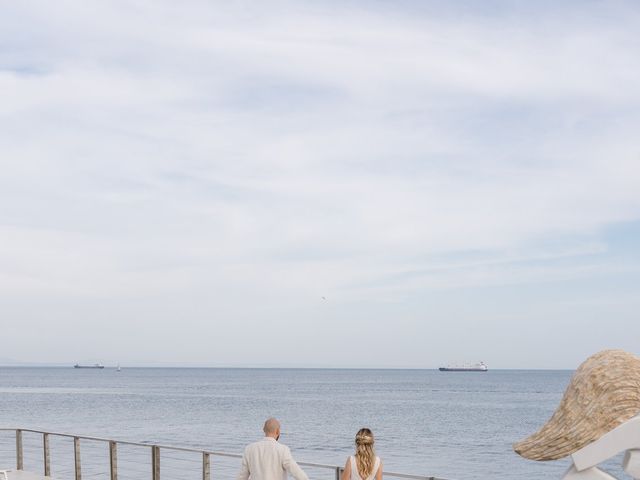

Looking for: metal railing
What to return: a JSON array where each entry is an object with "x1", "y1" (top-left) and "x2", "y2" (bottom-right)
[{"x1": 0, "y1": 428, "x2": 448, "y2": 480}]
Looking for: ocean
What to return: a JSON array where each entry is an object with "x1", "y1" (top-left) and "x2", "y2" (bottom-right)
[{"x1": 0, "y1": 367, "x2": 627, "y2": 479}]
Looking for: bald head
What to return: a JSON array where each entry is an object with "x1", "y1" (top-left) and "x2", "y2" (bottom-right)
[{"x1": 263, "y1": 418, "x2": 281, "y2": 438}]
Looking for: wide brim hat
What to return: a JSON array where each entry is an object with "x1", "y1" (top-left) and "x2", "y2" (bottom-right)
[{"x1": 513, "y1": 349, "x2": 640, "y2": 461}]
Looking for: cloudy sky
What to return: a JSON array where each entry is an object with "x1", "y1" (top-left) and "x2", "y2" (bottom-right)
[{"x1": 1, "y1": 1, "x2": 639, "y2": 368}]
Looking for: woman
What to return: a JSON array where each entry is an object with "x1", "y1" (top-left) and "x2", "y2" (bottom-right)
[{"x1": 341, "y1": 428, "x2": 383, "y2": 480}]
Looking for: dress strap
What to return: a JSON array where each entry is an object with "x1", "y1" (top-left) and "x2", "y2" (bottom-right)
[
  {"x1": 371, "y1": 457, "x2": 380, "y2": 477},
  {"x1": 350, "y1": 456, "x2": 358, "y2": 478}
]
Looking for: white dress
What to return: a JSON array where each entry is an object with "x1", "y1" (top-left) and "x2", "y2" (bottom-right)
[{"x1": 349, "y1": 456, "x2": 381, "y2": 480}]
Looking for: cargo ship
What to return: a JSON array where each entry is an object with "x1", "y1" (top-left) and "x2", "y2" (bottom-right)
[
  {"x1": 439, "y1": 362, "x2": 487, "y2": 372},
  {"x1": 73, "y1": 363, "x2": 105, "y2": 369}
]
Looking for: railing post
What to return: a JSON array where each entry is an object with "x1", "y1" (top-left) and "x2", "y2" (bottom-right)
[
  {"x1": 43, "y1": 433, "x2": 51, "y2": 476},
  {"x1": 16, "y1": 429, "x2": 23, "y2": 470},
  {"x1": 152, "y1": 445, "x2": 160, "y2": 480},
  {"x1": 202, "y1": 452, "x2": 210, "y2": 480},
  {"x1": 335, "y1": 466, "x2": 341, "y2": 480},
  {"x1": 109, "y1": 441, "x2": 118, "y2": 480},
  {"x1": 74, "y1": 436, "x2": 82, "y2": 480}
]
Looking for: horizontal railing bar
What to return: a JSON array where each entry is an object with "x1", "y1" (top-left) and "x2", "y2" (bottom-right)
[
  {"x1": 0, "y1": 427, "x2": 449, "y2": 480},
  {"x1": 0, "y1": 428, "x2": 243, "y2": 458},
  {"x1": 385, "y1": 472, "x2": 438, "y2": 480},
  {"x1": 156, "y1": 453, "x2": 201, "y2": 461}
]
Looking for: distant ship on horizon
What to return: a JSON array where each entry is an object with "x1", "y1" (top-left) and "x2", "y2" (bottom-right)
[
  {"x1": 439, "y1": 362, "x2": 488, "y2": 372},
  {"x1": 74, "y1": 363, "x2": 105, "y2": 369}
]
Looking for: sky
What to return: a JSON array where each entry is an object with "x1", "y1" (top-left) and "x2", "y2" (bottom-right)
[{"x1": 1, "y1": 1, "x2": 639, "y2": 369}]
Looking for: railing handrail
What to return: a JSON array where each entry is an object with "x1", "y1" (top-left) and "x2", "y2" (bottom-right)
[
  {"x1": 0, "y1": 427, "x2": 243, "y2": 458},
  {"x1": 0, "y1": 427, "x2": 448, "y2": 480}
]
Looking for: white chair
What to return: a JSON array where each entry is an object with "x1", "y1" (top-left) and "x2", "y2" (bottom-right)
[{"x1": 0, "y1": 470, "x2": 9, "y2": 480}]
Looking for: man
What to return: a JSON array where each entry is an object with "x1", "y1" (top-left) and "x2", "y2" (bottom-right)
[{"x1": 237, "y1": 418, "x2": 309, "y2": 480}]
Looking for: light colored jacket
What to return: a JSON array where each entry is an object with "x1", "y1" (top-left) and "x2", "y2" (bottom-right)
[{"x1": 237, "y1": 437, "x2": 308, "y2": 480}]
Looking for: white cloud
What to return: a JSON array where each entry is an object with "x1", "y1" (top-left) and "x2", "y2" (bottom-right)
[{"x1": 1, "y1": 0, "x2": 639, "y2": 365}]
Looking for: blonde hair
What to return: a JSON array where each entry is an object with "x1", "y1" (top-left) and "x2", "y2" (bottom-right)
[{"x1": 354, "y1": 428, "x2": 376, "y2": 478}]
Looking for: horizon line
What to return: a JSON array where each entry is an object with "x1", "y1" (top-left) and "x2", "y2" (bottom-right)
[{"x1": 0, "y1": 363, "x2": 575, "y2": 371}]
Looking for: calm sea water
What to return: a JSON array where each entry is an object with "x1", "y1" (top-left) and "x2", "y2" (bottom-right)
[{"x1": 0, "y1": 368, "x2": 626, "y2": 480}]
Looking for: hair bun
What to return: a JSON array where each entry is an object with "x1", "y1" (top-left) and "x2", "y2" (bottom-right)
[{"x1": 356, "y1": 434, "x2": 374, "y2": 446}]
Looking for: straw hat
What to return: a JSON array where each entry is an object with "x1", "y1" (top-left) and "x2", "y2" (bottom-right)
[{"x1": 514, "y1": 349, "x2": 640, "y2": 461}]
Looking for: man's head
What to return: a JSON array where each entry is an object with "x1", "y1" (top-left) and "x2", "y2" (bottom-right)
[{"x1": 263, "y1": 417, "x2": 281, "y2": 440}]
